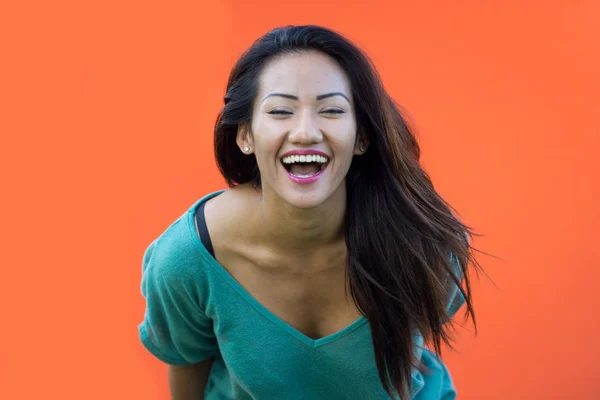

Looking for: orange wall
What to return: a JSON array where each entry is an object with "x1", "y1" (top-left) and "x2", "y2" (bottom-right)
[{"x1": 1, "y1": 1, "x2": 599, "y2": 399}]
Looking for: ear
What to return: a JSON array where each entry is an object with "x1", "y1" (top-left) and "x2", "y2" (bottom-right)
[
  {"x1": 236, "y1": 123, "x2": 254, "y2": 154},
  {"x1": 353, "y1": 128, "x2": 370, "y2": 155}
]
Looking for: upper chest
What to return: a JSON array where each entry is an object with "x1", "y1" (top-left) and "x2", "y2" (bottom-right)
[
  {"x1": 193, "y1": 207, "x2": 363, "y2": 339},
  {"x1": 218, "y1": 243, "x2": 364, "y2": 340}
]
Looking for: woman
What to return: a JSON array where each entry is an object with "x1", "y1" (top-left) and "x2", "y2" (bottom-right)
[{"x1": 139, "y1": 25, "x2": 480, "y2": 399}]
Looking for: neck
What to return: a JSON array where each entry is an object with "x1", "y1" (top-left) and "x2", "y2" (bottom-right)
[{"x1": 253, "y1": 185, "x2": 347, "y2": 253}]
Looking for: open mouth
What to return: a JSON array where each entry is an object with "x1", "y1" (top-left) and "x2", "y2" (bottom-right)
[{"x1": 281, "y1": 154, "x2": 329, "y2": 178}]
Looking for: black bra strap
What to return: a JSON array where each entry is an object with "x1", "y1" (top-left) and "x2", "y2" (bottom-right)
[{"x1": 195, "y1": 200, "x2": 215, "y2": 258}]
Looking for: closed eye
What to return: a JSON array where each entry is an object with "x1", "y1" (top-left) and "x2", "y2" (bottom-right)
[
  {"x1": 322, "y1": 109, "x2": 345, "y2": 114},
  {"x1": 267, "y1": 110, "x2": 293, "y2": 115}
]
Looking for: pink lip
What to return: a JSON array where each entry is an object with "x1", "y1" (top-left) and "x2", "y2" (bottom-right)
[
  {"x1": 284, "y1": 165, "x2": 327, "y2": 184},
  {"x1": 280, "y1": 149, "x2": 330, "y2": 185}
]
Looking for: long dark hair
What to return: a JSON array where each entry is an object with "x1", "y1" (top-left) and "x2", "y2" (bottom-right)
[{"x1": 214, "y1": 25, "x2": 481, "y2": 399}]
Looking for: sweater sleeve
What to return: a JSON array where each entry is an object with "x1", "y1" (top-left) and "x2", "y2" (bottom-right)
[
  {"x1": 445, "y1": 252, "x2": 466, "y2": 319},
  {"x1": 138, "y1": 236, "x2": 219, "y2": 365}
]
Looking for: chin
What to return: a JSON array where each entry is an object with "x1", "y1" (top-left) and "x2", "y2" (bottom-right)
[
  {"x1": 279, "y1": 177, "x2": 346, "y2": 210},
  {"x1": 279, "y1": 190, "x2": 331, "y2": 210}
]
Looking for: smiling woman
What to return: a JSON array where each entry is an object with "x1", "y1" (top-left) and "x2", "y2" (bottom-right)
[
  {"x1": 236, "y1": 51, "x2": 363, "y2": 210},
  {"x1": 138, "y1": 25, "x2": 482, "y2": 400}
]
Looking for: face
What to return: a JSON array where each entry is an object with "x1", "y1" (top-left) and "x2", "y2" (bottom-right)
[{"x1": 237, "y1": 51, "x2": 367, "y2": 209}]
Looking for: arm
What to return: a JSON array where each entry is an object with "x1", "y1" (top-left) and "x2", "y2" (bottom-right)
[
  {"x1": 138, "y1": 239, "x2": 220, "y2": 398},
  {"x1": 168, "y1": 358, "x2": 214, "y2": 400}
]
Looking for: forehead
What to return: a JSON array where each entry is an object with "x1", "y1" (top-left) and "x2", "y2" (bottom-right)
[{"x1": 257, "y1": 51, "x2": 351, "y2": 98}]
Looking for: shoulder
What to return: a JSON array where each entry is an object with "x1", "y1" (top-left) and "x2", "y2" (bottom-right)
[
  {"x1": 204, "y1": 185, "x2": 256, "y2": 226},
  {"x1": 138, "y1": 197, "x2": 224, "y2": 364},
  {"x1": 141, "y1": 194, "x2": 224, "y2": 302},
  {"x1": 203, "y1": 185, "x2": 260, "y2": 251},
  {"x1": 142, "y1": 216, "x2": 200, "y2": 277}
]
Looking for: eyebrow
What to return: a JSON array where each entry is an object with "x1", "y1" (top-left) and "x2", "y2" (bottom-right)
[{"x1": 262, "y1": 92, "x2": 351, "y2": 103}]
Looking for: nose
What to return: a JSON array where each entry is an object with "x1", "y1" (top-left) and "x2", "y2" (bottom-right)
[{"x1": 287, "y1": 109, "x2": 323, "y2": 145}]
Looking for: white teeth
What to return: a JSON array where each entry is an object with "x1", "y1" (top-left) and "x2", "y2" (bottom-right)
[{"x1": 282, "y1": 154, "x2": 329, "y2": 164}]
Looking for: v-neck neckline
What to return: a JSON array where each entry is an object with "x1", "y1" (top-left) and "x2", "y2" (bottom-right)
[{"x1": 186, "y1": 191, "x2": 368, "y2": 348}]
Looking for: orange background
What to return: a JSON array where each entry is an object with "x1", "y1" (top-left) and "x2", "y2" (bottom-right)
[{"x1": 1, "y1": 1, "x2": 599, "y2": 399}]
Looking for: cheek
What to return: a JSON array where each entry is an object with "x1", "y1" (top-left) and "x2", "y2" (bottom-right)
[
  {"x1": 254, "y1": 131, "x2": 282, "y2": 154},
  {"x1": 251, "y1": 122, "x2": 284, "y2": 172},
  {"x1": 334, "y1": 124, "x2": 358, "y2": 154}
]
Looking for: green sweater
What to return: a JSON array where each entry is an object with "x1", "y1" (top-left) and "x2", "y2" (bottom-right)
[{"x1": 139, "y1": 191, "x2": 465, "y2": 399}]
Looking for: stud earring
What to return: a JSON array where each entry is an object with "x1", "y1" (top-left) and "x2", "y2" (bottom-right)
[
  {"x1": 244, "y1": 146, "x2": 250, "y2": 153},
  {"x1": 359, "y1": 145, "x2": 366, "y2": 152}
]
